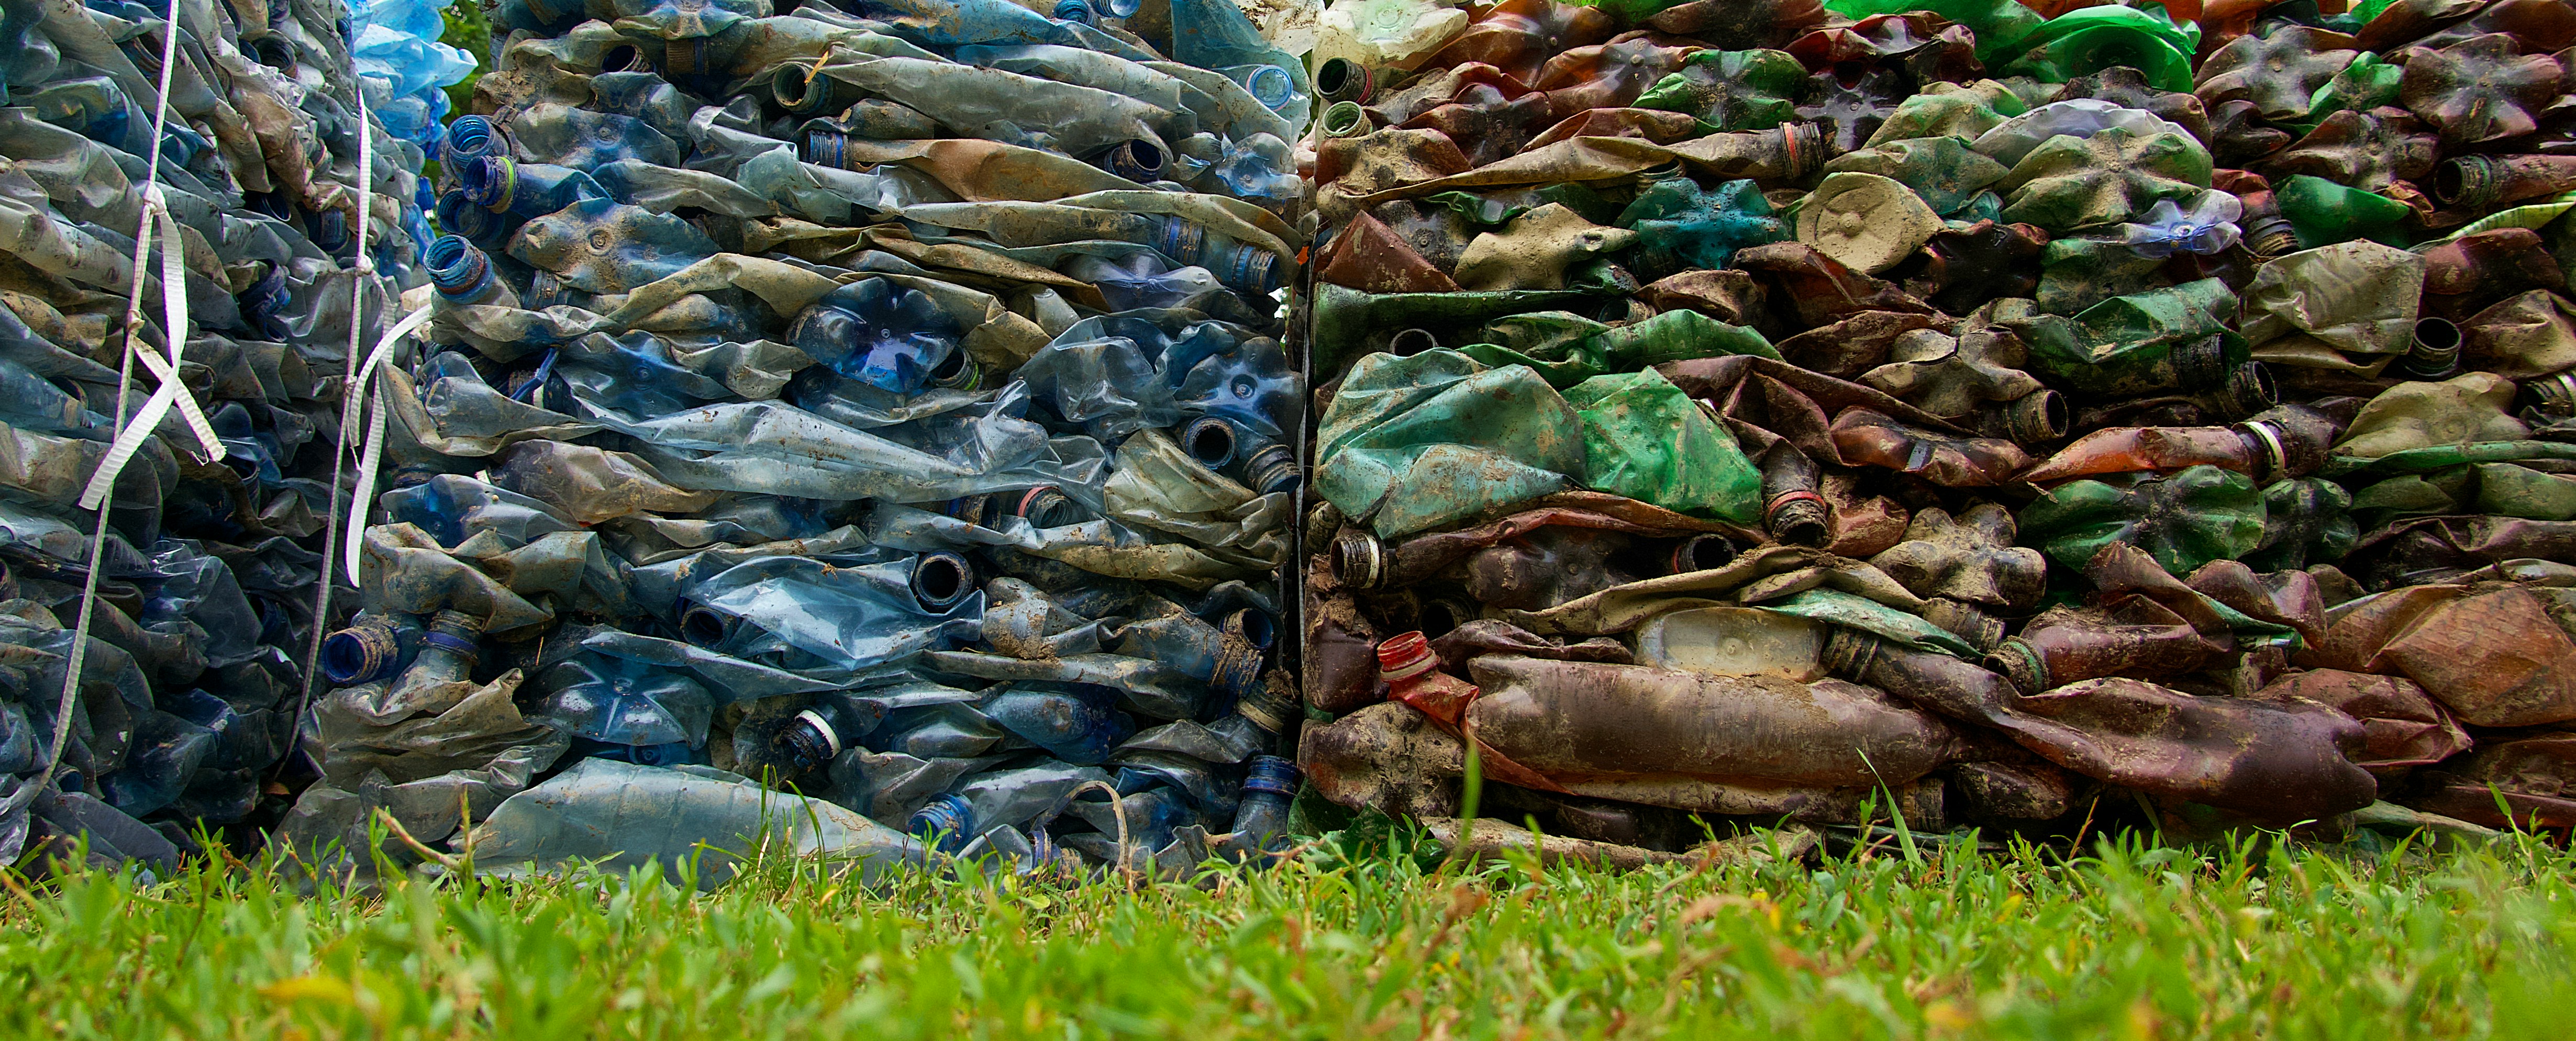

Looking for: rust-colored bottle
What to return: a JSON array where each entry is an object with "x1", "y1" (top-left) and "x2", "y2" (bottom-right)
[
  {"x1": 1827, "y1": 409, "x2": 2031, "y2": 487},
  {"x1": 2435, "y1": 153, "x2": 2576, "y2": 209},
  {"x1": 1988, "y1": 611, "x2": 2231, "y2": 694},
  {"x1": 1379, "y1": 631, "x2": 1480, "y2": 733},
  {"x1": 1419, "y1": 0, "x2": 1617, "y2": 84},
  {"x1": 1761, "y1": 442, "x2": 1831, "y2": 546},
  {"x1": 2018, "y1": 404, "x2": 2342, "y2": 484}
]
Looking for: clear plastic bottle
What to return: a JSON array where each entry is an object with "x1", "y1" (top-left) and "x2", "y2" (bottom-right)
[
  {"x1": 1631, "y1": 607, "x2": 1827, "y2": 681},
  {"x1": 385, "y1": 610, "x2": 485, "y2": 708},
  {"x1": 1224, "y1": 755, "x2": 1298, "y2": 860},
  {"x1": 908, "y1": 760, "x2": 1112, "y2": 853},
  {"x1": 320, "y1": 614, "x2": 427, "y2": 686}
]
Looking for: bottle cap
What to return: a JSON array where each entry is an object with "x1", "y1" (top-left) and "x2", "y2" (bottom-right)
[
  {"x1": 1330, "y1": 528, "x2": 1385, "y2": 590},
  {"x1": 1375, "y1": 631, "x2": 1440, "y2": 682},
  {"x1": 1243, "y1": 756, "x2": 1300, "y2": 797},
  {"x1": 909, "y1": 552, "x2": 974, "y2": 612},
  {"x1": 783, "y1": 709, "x2": 842, "y2": 766},
  {"x1": 320, "y1": 622, "x2": 404, "y2": 686}
]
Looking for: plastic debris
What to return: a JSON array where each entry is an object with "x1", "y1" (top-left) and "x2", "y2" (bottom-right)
[
  {"x1": 0, "y1": 0, "x2": 433, "y2": 870},
  {"x1": 1301, "y1": 0, "x2": 2576, "y2": 848},
  {"x1": 271, "y1": 0, "x2": 1309, "y2": 881}
]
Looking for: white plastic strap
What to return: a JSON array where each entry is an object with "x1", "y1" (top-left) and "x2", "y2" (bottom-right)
[
  {"x1": 340, "y1": 304, "x2": 434, "y2": 585},
  {"x1": 79, "y1": 194, "x2": 226, "y2": 510}
]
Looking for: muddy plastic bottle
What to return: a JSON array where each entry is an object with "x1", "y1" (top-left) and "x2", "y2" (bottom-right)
[
  {"x1": 681, "y1": 554, "x2": 983, "y2": 674},
  {"x1": 456, "y1": 155, "x2": 611, "y2": 232},
  {"x1": 1204, "y1": 680, "x2": 1298, "y2": 759},
  {"x1": 1829, "y1": 410, "x2": 2030, "y2": 487},
  {"x1": 1988, "y1": 611, "x2": 2227, "y2": 694},
  {"x1": 386, "y1": 611, "x2": 485, "y2": 708},
  {"x1": 907, "y1": 761, "x2": 1113, "y2": 854},
  {"x1": 1114, "y1": 605, "x2": 1274, "y2": 701},
  {"x1": 1761, "y1": 442, "x2": 1830, "y2": 547},
  {"x1": 1631, "y1": 607, "x2": 1827, "y2": 681},
  {"x1": 424, "y1": 236, "x2": 521, "y2": 308},
  {"x1": 320, "y1": 615, "x2": 427, "y2": 686},
  {"x1": 1225, "y1": 755, "x2": 1298, "y2": 859},
  {"x1": 786, "y1": 278, "x2": 975, "y2": 396},
  {"x1": 1378, "y1": 631, "x2": 1478, "y2": 732},
  {"x1": 984, "y1": 684, "x2": 1135, "y2": 766},
  {"x1": 1180, "y1": 417, "x2": 1301, "y2": 495},
  {"x1": 2019, "y1": 405, "x2": 2342, "y2": 484}
]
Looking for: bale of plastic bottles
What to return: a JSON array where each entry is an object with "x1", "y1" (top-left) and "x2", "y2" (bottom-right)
[
  {"x1": 0, "y1": 0, "x2": 434, "y2": 871},
  {"x1": 1301, "y1": 0, "x2": 2576, "y2": 852},
  {"x1": 276, "y1": 0, "x2": 1315, "y2": 881}
]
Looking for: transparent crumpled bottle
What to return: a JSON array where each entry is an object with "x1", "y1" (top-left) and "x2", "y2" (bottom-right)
[
  {"x1": 1222, "y1": 754, "x2": 1298, "y2": 860},
  {"x1": 907, "y1": 759, "x2": 1113, "y2": 853},
  {"x1": 320, "y1": 612, "x2": 428, "y2": 686},
  {"x1": 384, "y1": 610, "x2": 487, "y2": 710}
]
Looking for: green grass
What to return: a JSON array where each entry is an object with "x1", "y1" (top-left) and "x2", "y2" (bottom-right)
[{"x1": 3, "y1": 824, "x2": 2572, "y2": 1039}]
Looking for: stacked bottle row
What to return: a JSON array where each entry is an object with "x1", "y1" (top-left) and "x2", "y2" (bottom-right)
[
  {"x1": 1299, "y1": 0, "x2": 2576, "y2": 848},
  {"x1": 0, "y1": 3, "x2": 428, "y2": 870},
  {"x1": 275, "y1": 0, "x2": 1316, "y2": 881}
]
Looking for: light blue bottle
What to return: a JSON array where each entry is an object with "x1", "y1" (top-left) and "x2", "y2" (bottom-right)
[
  {"x1": 534, "y1": 651, "x2": 717, "y2": 747},
  {"x1": 424, "y1": 234, "x2": 521, "y2": 307},
  {"x1": 908, "y1": 759, "x2": 1112, "y2": 853},
  {"x1": 983, "y1": 682, "x2": 1135, "y2": 766},
  {"x1": 786, "y1": 278, "x2": 976, "y2": 396},
  {"x1": 1175, "y1": 331, "x2": 1298, "y2": 440},
  {"x1": 1225, "y1": 755, "x2": 1297, "y2": 859},
  {"x1": 680, "y1": 553, "x2": 984, "y2": 673}
]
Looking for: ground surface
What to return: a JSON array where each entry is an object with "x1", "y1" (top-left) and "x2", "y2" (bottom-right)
[{"x1": 3, "y1": 825, "x2": 2571, "y2": 1039}]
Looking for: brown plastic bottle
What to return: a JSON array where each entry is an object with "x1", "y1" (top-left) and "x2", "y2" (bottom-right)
[
  {"x1": 1987, "y1": 609, "x2": 2232, "y2": 694},
  {"x1": 1420, "y1": 0, "x2": 1618, "y2": 84},
  {"x1": 1827, "y1": 409, "x2": 2031, "y2": 487},
  {"x1": 2018, "y1": 404, "x2": 2341, "y2": 484},
  {"x1": 1760, "y1": 442, "x2": 1831, "y2": 546}
]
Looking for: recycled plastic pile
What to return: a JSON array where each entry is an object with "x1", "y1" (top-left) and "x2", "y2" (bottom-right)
[
  {"x1": 1299, "y1": 0, "x2": 2576, "y2": 849},
  {"x1": 0, "y1": 0, "x2": 432, "y2": 868},
  {"x1": 276, "y1": 0, "x2": 1316, "y2": 882}
]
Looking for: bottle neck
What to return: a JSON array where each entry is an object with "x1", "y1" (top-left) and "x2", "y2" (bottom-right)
[{"x1": 401, "y1": 645, "x2": 476, "y2": 686}]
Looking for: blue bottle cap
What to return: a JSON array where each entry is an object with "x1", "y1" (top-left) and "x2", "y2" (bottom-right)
[
  {"x1": 1243, "y1": 756, "x2": 1299, "y2": 797},
  {"x1": 320, "y1": 623, "x2": 403, "y2": 686},
  {"x1": 909, "y1": 793, "x2": 973, "y2": 847},
  {"x1": 909, "y1": 552, "x2": 974, "y2": 612}
]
